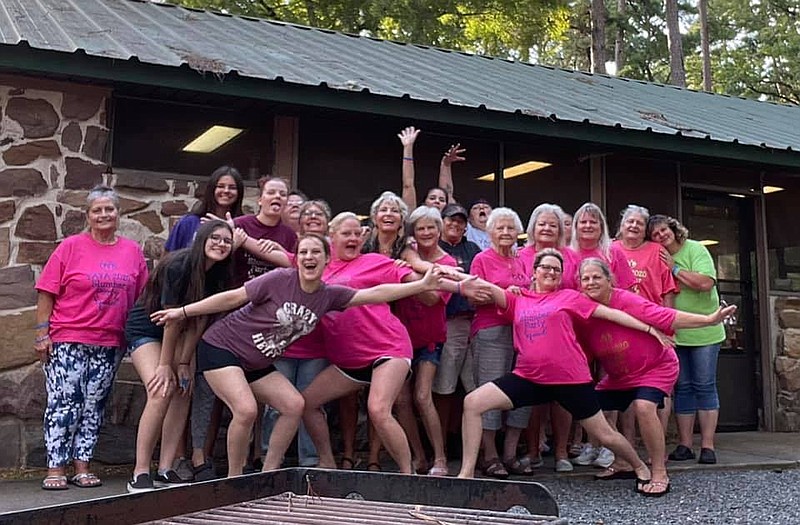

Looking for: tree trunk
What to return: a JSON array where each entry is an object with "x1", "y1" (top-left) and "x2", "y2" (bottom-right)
[
  {"x1": 591, "y1": 0, "x2": 607, "y2": 74},
  {"x1": 665, "y1": 0, "x2": 686, "y2": 86},
  {"x1": 614, "y1": 0, "x2": 626, "y2": 72},
  {"x1": 699, "y1": 0, "x2": 712, "y2": 91}
]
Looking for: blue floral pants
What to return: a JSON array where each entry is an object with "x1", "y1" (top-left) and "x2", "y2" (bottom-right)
[{"x1": 43, "y1": 342, "x2": 120, "y2": 468}]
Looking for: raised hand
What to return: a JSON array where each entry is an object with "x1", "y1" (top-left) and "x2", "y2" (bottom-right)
[
  {"x1": 714, "y1": 304, "x2": 738, "y2": 324},
  {"x1": 398, "y1": 126, "x2": 421, "y2": 147},
  {"x1": 442, "y1": 143, "x2": 466, "y2": 166},
  {"x1": 233, "y1": 228, "x2": 247, "y2": 250}
]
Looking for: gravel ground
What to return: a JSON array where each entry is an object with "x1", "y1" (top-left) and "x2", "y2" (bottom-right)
[{"x1": 543, "y1": 468, "x2": 800, "y2": 524}]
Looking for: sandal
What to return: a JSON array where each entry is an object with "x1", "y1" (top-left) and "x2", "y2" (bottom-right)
[
  {"x1": 640, "y1": 479, "x2": 671, "y2": 497},
  {"x1": 427, "y1": 464, "x2": 449, "y2": 477},
  {"x1": 483, "y1": 458, "x2": 509, "y2": 479},
  {"x1": 41, "y1": 475, "x2": 68, "y2": 491},
  {"x1": 635, "y1": 477, "x2": 652, "y2": 493},
  {"x1": 366, "y1": 462, "x2": 382, "y2": 472},
  {"x1": 504, "y1": 457, "x2": 535, "y2": 475},
  {"x1": 595, "y1": 466, "x2": 636, "y2": 481},
  {"x1": 70, "y1": 472, "x2": 103, "y2": 488},
  {"x1": 340, "y1": 457, "x2": 359, "y2": 470}
]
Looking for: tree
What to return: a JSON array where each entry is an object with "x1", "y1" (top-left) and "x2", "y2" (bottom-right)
[
  {"x1": 590, "y1": 0, "x2": 607, "y2": 73},
  {"x1": 697, "y1": 0, "x2": 711, "y2": 91},
  {"x1": 664, "y1": 0, "x2": 686, "y2": 86}
]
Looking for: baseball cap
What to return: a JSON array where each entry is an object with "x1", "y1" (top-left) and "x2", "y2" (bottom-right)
[
  {"x1": 441, "y1": 204, "x2": 468, "y2": 220},
  {"x1": 468, "y1": 198, "x2": 491, "y2": 211}
]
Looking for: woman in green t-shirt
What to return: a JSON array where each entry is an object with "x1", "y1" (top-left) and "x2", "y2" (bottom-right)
[{"x1": 647, "y1": 215, "x2": 725, "y2": 466}]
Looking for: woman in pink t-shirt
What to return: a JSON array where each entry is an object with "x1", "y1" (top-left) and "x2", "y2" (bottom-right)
[
  {"x1": 395, "y1": 206, "x2": 457, "y2": 476},
  {"x1": 469, "y1": 207, "x2": 532, "y2": 478},
  {"x1": 518, "y1": 203, "x2": 581, "y2": 473},
  {"x1": 457, "y1": 249, "x2": 668, "y2": 490},
  {"x1": 151, "y1": 233, "x2": 443, "y2": 478},
  {"x1": 35, "y1": 186, "x2": 148, "y2": 490},
  {"x1": 579, "y1": 258, "x2": 736, "y2": 496}
]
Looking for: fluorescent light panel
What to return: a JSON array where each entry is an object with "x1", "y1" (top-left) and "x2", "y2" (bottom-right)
[
  {"x1": 477, "y1": 161, "x2": 552, "y2": 182},
  {"x1": 763, "y1": 186, "x2": 785, "y2": 194},
  {"x1": 699, "y1": 239, "x2": 719, "y2": 246},
  {"x1": 183, "y1": 125, "x2": 244, "y2": 153}
]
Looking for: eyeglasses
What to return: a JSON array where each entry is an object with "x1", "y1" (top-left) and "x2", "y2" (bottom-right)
[
  {"x1": 536, "y1": 264, "x2": 562, "y2": 274},
  {"x1": 208, "y1": 234, "x2": 233, "y2": 246},
  {"x1": 301, "y1": 210, "x2": 326, "y2": 218}
]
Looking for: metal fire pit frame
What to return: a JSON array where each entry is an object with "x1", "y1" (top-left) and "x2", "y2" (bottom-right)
[{"x1": 0, "y1": 468, "x2": 559, "y2": 525}]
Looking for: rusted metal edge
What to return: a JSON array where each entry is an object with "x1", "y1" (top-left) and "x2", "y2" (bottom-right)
[{"x1": 0, "y1": 468, "x2": 559, "y2": 525}]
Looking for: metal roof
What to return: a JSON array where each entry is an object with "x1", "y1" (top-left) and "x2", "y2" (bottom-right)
[{"x1": 1, "y1": 0, "x2": 799, "y2": 156}]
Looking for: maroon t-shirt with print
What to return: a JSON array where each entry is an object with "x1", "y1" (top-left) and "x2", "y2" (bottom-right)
[
  {"x1": 202, "y1": 268, "x2": 356, "y2": 371},
  {"x1": 232, "y1": 214, "x2": 297, "y2": 287}
]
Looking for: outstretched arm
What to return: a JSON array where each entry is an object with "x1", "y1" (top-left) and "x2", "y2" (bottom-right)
[
  {"x1": 151, "y1": 287, "x2": 249, "y2": 325},
  {"x1": 592, "y1": 304, "x2": 672, "y2": 347},
  {"x1": 399, "y1": 126, "x2": 420, "y2": 210},
  {"x1": 438, "y1": 143, "x2": 465, "y2": 203},
  {"x1": 347, "y1": 265, "x2": 442, "y2": 307},
  {"x1": 672, "y1": 304, "x2": 736, "y2": 330}
]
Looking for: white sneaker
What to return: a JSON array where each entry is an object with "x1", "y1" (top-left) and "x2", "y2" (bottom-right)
[
  {"x1": 592, "y1": 447, "x2": 615, "y2": 468},
  {"x1": 555, "y1": 459, "x2": 574, "y2": 472},
  {"x1": 571, "y1": 444, "x2": 598, "y2": 466}
]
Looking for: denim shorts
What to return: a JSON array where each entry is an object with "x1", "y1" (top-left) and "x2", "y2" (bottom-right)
[
  {"x1": 126, "y1": 336, "x2": 160, "y2": 355},
  {"x1": 412, "y1": 342, "x2": 443, "y2": 367}
]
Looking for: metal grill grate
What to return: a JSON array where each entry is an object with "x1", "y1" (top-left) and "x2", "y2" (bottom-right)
[{"x1": 149, "y1": 492, "x2": 567, "y2": 525}]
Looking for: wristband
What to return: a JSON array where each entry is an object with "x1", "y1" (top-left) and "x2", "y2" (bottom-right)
[
  {"x1": 35, "y1": 334, "x2": 50, "y2": 343},
  {"x1": 35, "y1": 321, "x2": 50, "y2": 329},
  {"x1": 672, "y1": 265, "x2": 680, "y2": 276},
  {"x1": 182, "y1": 306, "x2": 188, "y2": 319},
  {"x1": 403, "y1": 156, "x2": 414, "y2": 161}
]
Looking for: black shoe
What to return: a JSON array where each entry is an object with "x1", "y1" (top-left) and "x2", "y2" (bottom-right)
[
  {"x1": 153, "y1": 469, "x2": 190, "y2": 487},
  {"x1": 192, "y1": 459, "x2": 216, "y2": 482},
  {"x1": 698, "y1": 448, "x2": 717, "y2": 464},
  {"x1": 127, "y1": 473, "x2": 155, "y2": 493},
  {"x1": 668, "y1": 445, "x2": 696, "y2": 461}
]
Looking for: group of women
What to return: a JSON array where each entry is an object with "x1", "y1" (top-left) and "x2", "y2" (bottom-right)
[{"x1": 34, "y1": 129, "x2": 734, "y2": 499}]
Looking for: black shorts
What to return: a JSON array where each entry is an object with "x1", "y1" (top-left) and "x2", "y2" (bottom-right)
[
  {"x1": 493, "y1": 373, "x2": 601, "y2": 421},
  {"x1": 596, "y1": 387, "x2": 667, "y2": 412},
  {"x1": 335, "y1": 357, "x2": 397, "y2": 384},
  {"x1": 197, "y1": 340, "x2": 277, "y2": 384}
]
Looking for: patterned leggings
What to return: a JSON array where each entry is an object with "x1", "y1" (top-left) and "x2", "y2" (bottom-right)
[{"x1": 43, "y1": 342, "x2": 120, "y2": 468}]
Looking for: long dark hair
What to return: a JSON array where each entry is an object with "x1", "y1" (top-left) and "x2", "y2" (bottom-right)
[
  {"x1": 142, "y1": 220, "x2": 234, "y2": 314},
  {"x1": 191, "y1": 166, "x2": 244, "y2": 218}
]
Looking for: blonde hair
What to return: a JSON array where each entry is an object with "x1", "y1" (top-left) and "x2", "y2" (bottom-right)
[
  {"x1": 526, "y1": 203, "x2": 567, "y2": 248},
  {"x1": 571, "y1": 202, "x2": 611, "y2": 258}
]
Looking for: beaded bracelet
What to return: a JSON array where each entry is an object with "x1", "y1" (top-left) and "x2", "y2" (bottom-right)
[{"x1": 34, "y1": 334, "x2": 50, "y2": 343}]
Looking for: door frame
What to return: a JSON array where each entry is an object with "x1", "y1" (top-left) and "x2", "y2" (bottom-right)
[{"x1": 679, "y1": 181, "x2": 774, "y2": 430}]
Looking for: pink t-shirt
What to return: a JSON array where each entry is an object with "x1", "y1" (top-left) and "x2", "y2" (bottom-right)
[
  {"x1": 578, "y1": 289, "x2": 678, "y2": 394},
  {"x1": 203, "y1": 268, "x2": 356, "y2": 371},
  {"x1": 565, "y1": 244, "x2": 637, "y2": 291},
  {"x1": 499, "y1": 288, "x2": 598, "y2": 384},
  {"x1": 321, "y1": 253, "x2": 414, "y2": 368},
  {"x1": 394, "y1": 253, "x2": 456, "y2": 349},
  {"x1": 471, "y1": 248, "x2": 530, "y2": 336},
  {"x1": 518, "y1": 245, "x2": 582, "y2": 291},
  {"x1": 35, "y1": 233, "x2": 148, "y2": 347},
  {"x1": 613, "y1": 240, "x2": 678, "y2": 305}
]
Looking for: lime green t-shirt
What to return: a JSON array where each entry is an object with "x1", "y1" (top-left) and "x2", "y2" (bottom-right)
[{"x1": 673, "y1": 239, "x2": 726, "y2": 346}]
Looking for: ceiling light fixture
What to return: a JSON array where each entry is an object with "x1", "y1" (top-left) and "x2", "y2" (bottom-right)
[
  {"x1": 699, "y1": 239, "x2": 719, "y2": 246},
  {"x1": 182, "y1": 125, "x2": 245, "y2": 153},
  {"x1": 477, "y1": 161, "x2": 553, "y2": 182},
  {"x1": 763, "y1": 185, "x2": 785, "y2": 194}
]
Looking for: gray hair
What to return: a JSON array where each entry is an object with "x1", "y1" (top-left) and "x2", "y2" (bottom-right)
[
  {"x1": 369, "y1": 191, "x2": 409, "y2": 223},
  {"x1": 526, "y1": 203, "x2": 567, "y2": 249},
  {"x1": 86, "y1": 185, "x2": 119, "y2": 209},
  {"x1": 486, "y1": 207, "x2": 523, "y2": 234},
  {"x1": 579, "y1": 257, "x2": 616, "y2": 286},
  {"x1": 617, "y1": 204, "x2": 650, "y2": 238},
  {"x1": 571, "y1": 202, "x2": 611, "y2": 258},
  {"x1": 300, "y1": 199, "x2": 332, "y2": 221},
  {"x1": 407, "y1": 205, "x2": 443, "y2": 234}
]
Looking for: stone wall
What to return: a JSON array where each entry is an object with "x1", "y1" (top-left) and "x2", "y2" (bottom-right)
[
  {"x1": 774, "y1": 296, "x2": 800, "y2": 431},
  {"x1": 0, "y1": 76, "x2": 258, "y2": 468}
]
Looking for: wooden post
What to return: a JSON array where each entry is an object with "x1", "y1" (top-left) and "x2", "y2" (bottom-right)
[{"x1": 272, "y1": 115, "x2": 299, "y2": 188}]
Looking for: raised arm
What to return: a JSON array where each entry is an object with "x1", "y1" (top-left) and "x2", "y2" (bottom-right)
[
  {"x1": 438, "y1": 143, "x2": 465, "y2": 203},
  {"x1": 150, "y1": 287, "x2": 249, "y2": 325},
  {"x1": 347, "y1": 265, "x2": 442, "y2": 307},
  {"x1": 399, "y1": 126, "x2": 420, "y2": 210}
]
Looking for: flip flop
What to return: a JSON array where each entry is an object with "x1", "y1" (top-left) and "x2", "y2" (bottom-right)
[
  {"x1": 483, "y1": 458, "x2": 509, "y2": 479},
  {"x1": 70, "y1": 472, "x2": 103, "y2": 488},
  {"x1": 640, "y1": 480, "x2": 671, "y2": 497},
  {"x1": 41, "y1": 475, "x2": 68, "y2": 491},
  {"x1": 340, "y1": 457, "x2": 359, "y2": 470},
  {"x1": 594, "y1": 466, "x2": 636, "y2": 481},
  {"x1": 635, "y1": 477, "x2": 652, "y2": 493},
  {"x1": 366, "y1": 462, "x2": 382, "y2": 472}
]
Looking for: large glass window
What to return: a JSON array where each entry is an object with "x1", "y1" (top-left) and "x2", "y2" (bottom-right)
[
  {"x1": 765, "y1": 172, "x2": 800, "y2": 292},
  {"x1": 605, "y1": 155, "x2": 678, "y2": 233}
]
